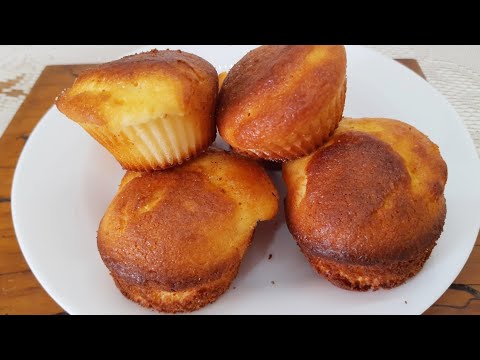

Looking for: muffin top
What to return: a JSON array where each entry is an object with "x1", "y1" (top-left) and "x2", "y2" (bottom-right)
[
  {"x1": 217, "y1": 45, "x2": 346, "y2": 150},
  {"x1": 98, "y1": 149, "x2": 278, "y2": 291},
  {"x1": 283, "y1": 118, "x2": 448, "y2": 265},
  {"x1": 56, "y1": 49, "x2": 218, "y2": 129}
]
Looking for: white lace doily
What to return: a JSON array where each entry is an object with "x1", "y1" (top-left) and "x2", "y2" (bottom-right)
[{"x1": 1, "y1": 45, "x2": 478, "y2": 154}]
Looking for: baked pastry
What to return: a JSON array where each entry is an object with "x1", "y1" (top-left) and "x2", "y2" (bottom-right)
[
  {"x1": 98, "y1": 148, "x2": 278, "y2": 312},
  {"x1": 283, "y1": 118, "x2": 448, "y2": 291},
  {"x1": 217, "y1": 45, "x2": 347, "y2": 161},
  {"x1": 56, "y1": 49, "x2": 218, "y2": 171}
]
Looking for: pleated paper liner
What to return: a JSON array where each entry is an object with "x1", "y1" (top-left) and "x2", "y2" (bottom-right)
[{"x1": 81, "y1": 117, "x2": 215, "y2": 171}]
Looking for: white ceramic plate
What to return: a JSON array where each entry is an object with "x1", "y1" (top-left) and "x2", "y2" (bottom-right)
[{"x1": 12, "y1": 45, "x2": 480, "y2": 315}]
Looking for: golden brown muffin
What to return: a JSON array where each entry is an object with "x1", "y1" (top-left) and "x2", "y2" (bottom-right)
[
  {"x1": 98, "y1": 148, "x2": 278, "y2": 313},
  {"x1": 56, "y1": 49, "x2": 218, "y2": 171},
  {"x1": 283, "y1": 118, "x2": 448, "y2": 291},
  {"x1": 217, "y1": 45, "x2": 347, "y2": 161}
]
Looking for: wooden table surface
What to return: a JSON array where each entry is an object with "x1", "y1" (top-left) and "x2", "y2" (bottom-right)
[{"x1": 0, "y1": 60, "x2": 479, "y2": 315}]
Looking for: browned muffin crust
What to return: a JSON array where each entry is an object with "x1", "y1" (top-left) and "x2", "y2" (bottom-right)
[
  {"x1": 217, "y1": 45, "x2": 347, "y2": 161},
  {"x1": 283, "y1": 118, "x2": 448, "y2": 291},
  {"x1": 112, "y1": 242, "x2": 246, "y2": 313},
  {"x1": 57, "y1": 49, "x2": 218, "y2": 127},
  {"x1": 98, "y1": 149, "x2": 278, "y2": 312},
  {"x1": 306, "y1": 243, "x2": 437, "y2": 291}
]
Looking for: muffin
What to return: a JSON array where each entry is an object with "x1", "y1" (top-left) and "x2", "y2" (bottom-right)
[
  {"x1": 283, "y1": 118, "x2": 448, "y2": 291},
  {"x1": 217, "y1": 45, "x2": 347, "y2": 162},
  {"x1": 56, "y1": 49, "x2": 218, "y2": 171},
  {"x1": 98, "y1": 148, "x2": 278, "y2": 313}
]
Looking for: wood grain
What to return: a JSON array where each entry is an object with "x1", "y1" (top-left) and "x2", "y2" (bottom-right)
[
  {"x1": 0, "y1": 64, "x2": 92, "y2": 315},
  {"x1": 0, "y1": 61, "x2": 478, "y2": 315}
]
